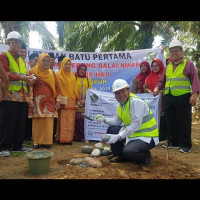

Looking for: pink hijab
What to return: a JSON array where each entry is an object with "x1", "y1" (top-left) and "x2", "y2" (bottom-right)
[
  {"x1": 75, "y1": 63, "x2": 87, "y2": 78},
  {"x1": 136, "y1": 61, "x2": 151, "y2": 93}
]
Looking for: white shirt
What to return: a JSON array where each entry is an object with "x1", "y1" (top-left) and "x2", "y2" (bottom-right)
[
  {"x1": 105, "y1": 97, "x2": 159, "y2": 145},
  {"x1": 26, "y1": 64, "x2": 31, "y2": 72}
]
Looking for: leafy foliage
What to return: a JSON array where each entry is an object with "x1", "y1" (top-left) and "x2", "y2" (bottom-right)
[
  {"x1": 0, "y1": 21, "x2": 200, "y2": 76},
  {"x1": 0, "y1": 21, "x2": 56, "y2": 50},
  {"x1": 57, "y1": 21, "x2": 200, "y2": 76}
]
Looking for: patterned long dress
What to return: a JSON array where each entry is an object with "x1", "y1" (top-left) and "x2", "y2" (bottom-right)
[{"x1": 28, "y1": 72, "x2": 61, "y2": 146}]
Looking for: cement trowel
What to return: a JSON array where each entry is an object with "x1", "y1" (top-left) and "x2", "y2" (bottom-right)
[{"x1": 81, "y1": 113, "x2": 95, "y2": 121}]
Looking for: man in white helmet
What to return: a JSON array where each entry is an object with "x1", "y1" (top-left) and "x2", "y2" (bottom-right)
[
  {"x1": 153, "y1": 39, "x2": 200, "y2": 153},
  {"x1": 96, "y1": 79, "x2": 159, "y2": 166},
  {"x1": 0, "y1": 31, "x2": 35, "y2": 157}
]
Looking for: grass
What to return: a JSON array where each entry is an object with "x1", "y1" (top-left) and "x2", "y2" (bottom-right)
[
  {"x1": 23, "y1": 140, "x2": 33, "y2": 148},
  {"x1": 10, "y1": 140, "x2": 33, "y2": 157},
  {"x1": 11, "y1": 152, "x2": 27, "y2": 157}
]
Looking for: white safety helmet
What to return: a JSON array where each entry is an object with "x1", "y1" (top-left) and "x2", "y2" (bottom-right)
[
  {"x1": 112, "y1": 79, "x2": 130, "y2": 93},
  {"x1": 169, "y1": 39, "x2": 183, "y2": 49},
  {"x1": 7, "y1": 31, "x2": 22, "y2": 41}
]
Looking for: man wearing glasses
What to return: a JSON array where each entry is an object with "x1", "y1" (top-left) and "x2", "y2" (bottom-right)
[
  {"x1": 95, "y1": 79, "x2": 159, "y2": 166},
  {"x1": 153, "y1": 39, "x2": 200, "y2": 153},
  {"x1": 0, "y1": 31, "x2": 35, "y2": 157}
]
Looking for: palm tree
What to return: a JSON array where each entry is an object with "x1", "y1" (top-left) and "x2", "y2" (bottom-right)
[
  {"x1": 0, "y1": 21, "x2": 57, "y2": 50},
  {"x1": 58, "y1": 21, "x2": 179, "y2": 52}
]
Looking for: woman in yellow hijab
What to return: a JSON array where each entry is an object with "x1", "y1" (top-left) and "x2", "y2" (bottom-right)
[
  {"x1": 28, "y1": 53, "x2": 61, "y2": 149},
  {"x1": 56, "y1": 57, "x2": 80, "y2": 144}
]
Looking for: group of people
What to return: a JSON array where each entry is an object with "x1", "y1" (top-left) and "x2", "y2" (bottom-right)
[
  {"x1": 95, "y1": 39, "x2": 199, "y2": 166},
  {"x1": 0, "y1": 31, "x2": 92, "y2": 157},
  {"x1": 132, "y1": 57, "x2": 167, "y2": 142},
  {"x1": 0, "y1": 31, "x2": 199, "y2": 168}
]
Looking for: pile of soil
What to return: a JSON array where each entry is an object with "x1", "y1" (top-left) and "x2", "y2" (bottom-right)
[{"x1": 0, "y1": 123, "x2": 200, "y2": 180}]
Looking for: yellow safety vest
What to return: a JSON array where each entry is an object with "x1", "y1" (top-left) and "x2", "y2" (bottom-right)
[
  {"x1": 165, "y1": 59, "x2": 191, "y2": 96},
  {"x1": 6, "y1": 51, "x2": 28, "y2": 93},
  {"x1": 117, "y1": 93, "x2": 158, "y2": 138}
]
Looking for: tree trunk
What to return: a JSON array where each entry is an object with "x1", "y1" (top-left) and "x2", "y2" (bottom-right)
[
  {"x1": 139, "y1": 21, "x2": 155, "y2": 49},
  {"x1": 1, "y1": 21, "x2": 22, "y2": 39}
]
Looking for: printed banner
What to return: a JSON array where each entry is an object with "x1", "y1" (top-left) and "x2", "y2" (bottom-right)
[
  {"x1": 0, "y1": 44, "x2": 165, "y2": 92},
  {"x1": 84, "y1": 89, "x2": 161, "y2": 141}
]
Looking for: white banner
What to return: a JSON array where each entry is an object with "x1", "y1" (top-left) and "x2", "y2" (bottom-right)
[
  {"x1": 84, "y1": 89, "x2": 161, "y2": 141},
  {"x1": 0, "y1": 44, "x2": 165, "y2": 92}
]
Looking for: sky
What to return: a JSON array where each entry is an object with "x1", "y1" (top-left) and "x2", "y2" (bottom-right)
[
  {"x1": 29, "y1": 21, "x2": 162, "y2": 50},
  {"x1": 29, "y1": 21, "x2": 58, "y2": 49}
]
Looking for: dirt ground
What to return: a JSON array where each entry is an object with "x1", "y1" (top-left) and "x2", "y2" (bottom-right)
[{"x1": 0, "y1": 122, "x2": 200, "y2": 180}]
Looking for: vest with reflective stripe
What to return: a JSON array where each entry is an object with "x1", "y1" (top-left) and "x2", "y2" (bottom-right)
[
  {"x1": 6, "y1": 51, "x2": 28, "y2": 93},
  {"x1": 117, "y1": 93, "x2": 158, "y2": 138},
  {"x1": 164, "y1": 59, "x2": 191, "y2": 96}
]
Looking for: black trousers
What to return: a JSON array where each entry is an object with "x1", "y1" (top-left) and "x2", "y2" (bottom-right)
[
  {"x1": 107, "y1": 126, "x2": 125, "y2": 157},
  {"x1": 0, "y1": 101, "x2": 28, "y2": 151},
  {"x1": 163, "y1": 93, "x2": 192, "y2": 149},
  {"x1": 159, "y1": 115, "x2": 168, "y2": 141},
  {"x1": 159, "y1": 94, "x2": 168, "y2": 141},
  {"x1": 107, "y1": 126, "x2": 155, "y2": 164},
  {"x1": 24, "y1": 103, "x2": 32, "y2": 141},
  {"x1": 24, "y1": 118, "x2": 32, "y2": 140}
]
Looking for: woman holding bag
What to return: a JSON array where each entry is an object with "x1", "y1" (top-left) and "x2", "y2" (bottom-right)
[
  {"x1": 28, "y1": 52, "x2": 61, "y2": 149},
  {"x1": 56, "y1": 57, "x2": 80, "y2": 144}
]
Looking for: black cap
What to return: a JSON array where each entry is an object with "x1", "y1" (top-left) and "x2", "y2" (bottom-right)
[
  {"x1": 29, "y1": 52, "x2": 39, "y2": 60},
  {"x1": 21, "y1": 43, "x2": 27, "y2": 50},
  {"x1": 58, "y1": 55, "x2": 65, "y2": 62},
  {"x1": 48, "y1": 52, "x2": 55, "y2": 58}
]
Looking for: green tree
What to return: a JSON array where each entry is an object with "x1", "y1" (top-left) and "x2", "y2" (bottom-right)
[
  {"x1": 60, "y1": 21, "x2": 156, "y2": 51},
  {"x1": 57, "y1": 21, "x2": 199, "y2": 77},
  {"x1": 59, "y1": 21, "x2": 183, "y2": 52},
  {"x1": 1, "y1": 21, "x2": 199, "y2": 76},
  {"x1": 0, "y1": 21, "x2": 56, "y2": 50},
  {"x1": 165, "y1": 21, "x2": 200, "y2": 74}
]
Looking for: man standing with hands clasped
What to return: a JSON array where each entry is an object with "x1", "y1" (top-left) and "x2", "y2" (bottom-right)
[
  {"x1": 96, "y1": 79, "x2": 159, "y2": 166},
  {"x1": 153, "y1": 39, "x2": 200, "y2": 153},
  {"x1": 0, "y1": 31, "x2": 35, "y2": 157}
]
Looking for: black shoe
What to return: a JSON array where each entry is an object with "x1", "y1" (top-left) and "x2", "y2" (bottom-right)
[
  {"x1": 66, "y1": 142, "x2": 72, "y2": 145},
  {"x1": 45, "y1": 145, "x2": 52, "y2": 149},
  {"x1": 107, "y1": 154, "x2": 114, "y2": 160},
  {"x1": 33, "y1": 144, "x2": 39, "y2": 149},
  {"x1": 139, "y1": 153, "x2": 151, "y2": 166},
  {"x1": 53, "y1": 136, "x2": 57, "y2": 143},
  {"x1": 74, "y1": 139, "x2": 82, "y2": 142},
  {"x1": 61, "y1": 142, "x2": 72, "y2": 145},
  {"x1": 179, "y1": 147, "x2": 190, "y2": 153},
  {"x1": 109, "y1": 156, "x2": 127, "y2": 163},
  {"x1": 139, "y1": 160, "x2": 150, "y2": 166}
]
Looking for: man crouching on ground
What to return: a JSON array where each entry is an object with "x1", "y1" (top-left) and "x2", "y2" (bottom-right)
[{"x1": 96, "y1": 79, "x2": 159, "y2": 166}]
